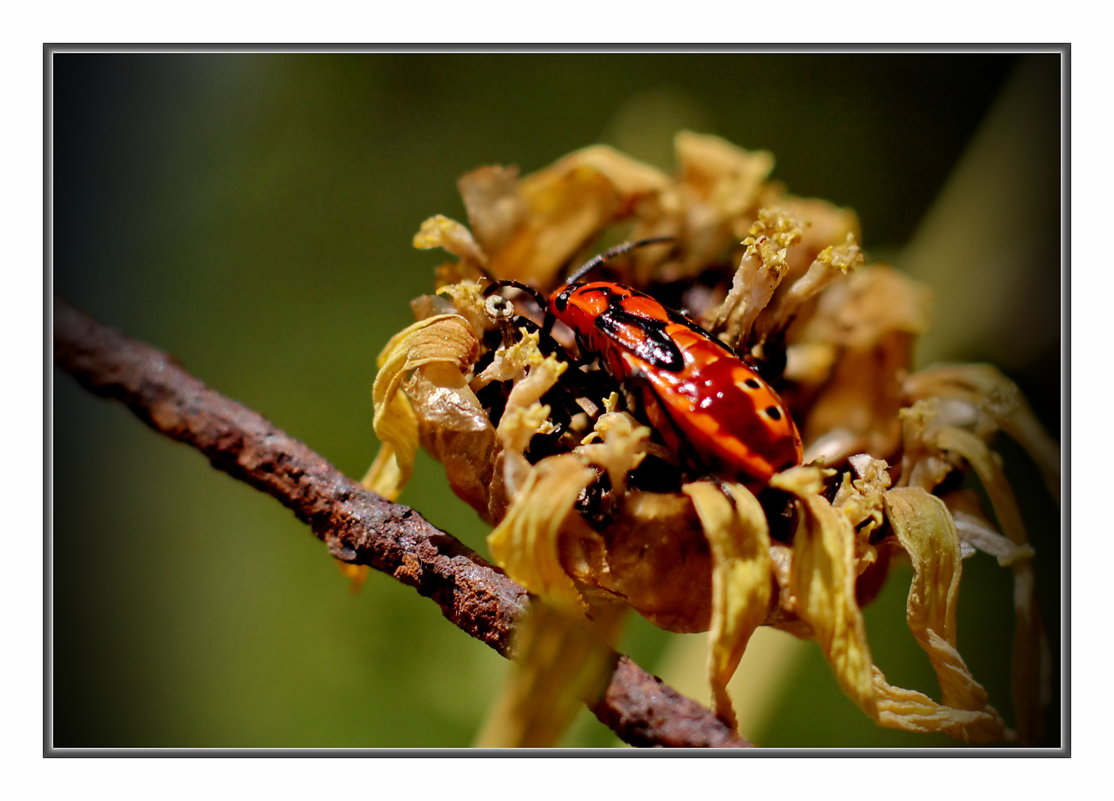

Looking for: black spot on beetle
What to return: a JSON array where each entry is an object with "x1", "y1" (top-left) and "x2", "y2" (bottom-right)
[{"x1": 765, "y1": 406, "x2": 782, "y2": 421}]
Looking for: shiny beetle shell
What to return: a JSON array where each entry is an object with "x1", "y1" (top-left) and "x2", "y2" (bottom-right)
[{"x1": 549, "y1": 280, "x2": 803, "y2": 484}]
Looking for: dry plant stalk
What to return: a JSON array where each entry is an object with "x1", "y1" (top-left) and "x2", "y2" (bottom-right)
[
  {"x1": 366, "y1": 132, "x2": 1059, "y2": 746},
  {"x1": 53, "y1": 297, "x2": 753, "y2": 749}
]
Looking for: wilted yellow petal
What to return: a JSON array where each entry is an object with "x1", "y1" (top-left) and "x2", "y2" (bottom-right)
[
  {"x1": 560, "y1": 490, "x2": 713, "y2": 634},
  {"x1": 793, "y1": 266, "x2": 931, "y2": 464},
  {"x1": 362, "y1": 395, "x2": 417, "y2": 500},
  {"x1": 413, "y1": 214, "x2": 489, "y2": 270},
  {"x1": 487, "y1": 454, "x2": 597, "y2": 611},
  {"x1": 426, "y1": 280, "x2": 492, "y2": 337},
  {"x1": 871, "y1": 666, "x2": 1008, "y2": 742},
  {"x1": 929, "y1": 424, "x2": 1048, "y2": 744},
  {"x1": 885, "y1": 488, "x2": 963, "y2": 645},
  {"x1": 950, "y1": 506, "x2": 1036, "y2": 566},
  {"x1": 906, "y1": 363, "x2": 1060, "y2": 502},
  {"x1": 932, "y1": 426, "x2": 1028, "y2": 548},
  {"x1": 458, "y1": 164, "x2": 528, "y2": 257},
  {"x1": 563, "y1": 144, "x2": 673, "y2": 198},
  {"x1": 883, "y1": 488, "x2": 1008, "y2": 742},
  {"x1": 475, "y1": 598, "x2": 625, "y2": 748},
  {"x1": 496, "y1": 403, "x2": 553, "y2": 501},
  {"x1": 683, "y1": 481, "x2": 772, "y2": 728},
  {"x1": 770, "y1": 466, "x2": 877, "y2": 717},
  {"x1": 367, "y1": 314, "x2": 480, "y2": 500},
  {"x1": 675, "y1": 133, "x2": 774, "y2": 273},
  {"x1": 897, "y1": 400, "x2": 957, "y2": 491},
  {"x1": 809, "y1": 264, "x2": 932, "y2": 350},
  {"x1": 483, "y1": 146, "x2": 669, "y2": 286}
]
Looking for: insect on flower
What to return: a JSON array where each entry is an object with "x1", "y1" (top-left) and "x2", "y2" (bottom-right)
[
  {"x1": 483, "y1": 238, "x2": 804, "y2": 486},
  {"x1": 369, "y1": 136, "x2": 1058, "y2": 746}
]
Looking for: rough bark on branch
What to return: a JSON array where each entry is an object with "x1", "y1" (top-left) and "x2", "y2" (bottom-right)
[{"x1": 52, "y1": 296, "x2": 751, "y2": 749}]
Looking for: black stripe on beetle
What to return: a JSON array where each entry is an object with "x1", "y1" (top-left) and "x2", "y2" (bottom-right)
[{"x1": 593, "y1": 292, "x2": 687, "y2": 372}]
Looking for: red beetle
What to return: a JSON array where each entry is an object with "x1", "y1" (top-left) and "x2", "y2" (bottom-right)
[{"x1": 490, "y1": 239, "x2": 803, "y2": 485}]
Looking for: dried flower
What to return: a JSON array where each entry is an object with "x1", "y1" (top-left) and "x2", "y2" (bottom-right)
[{"x1": 365, "y1": 133, "x2": 1057, "y2": 746}]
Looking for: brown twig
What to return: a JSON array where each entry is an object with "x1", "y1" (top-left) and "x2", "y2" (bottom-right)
[{"x1": 52, "y1": 296, "x2": 751, "y2": 749}]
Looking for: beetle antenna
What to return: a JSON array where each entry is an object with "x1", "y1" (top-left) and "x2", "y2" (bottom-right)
[
  {"x1": 482, "y1": 278, "x2": 549, "y2": 315},
  {"x1": 565, "y1": 236, "x2": 674, "y2": 285}
]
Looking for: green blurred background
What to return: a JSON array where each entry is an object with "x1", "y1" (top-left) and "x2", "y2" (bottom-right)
[{"x1": 50, "y1": 50, "x2": 1062, "y2": 749}]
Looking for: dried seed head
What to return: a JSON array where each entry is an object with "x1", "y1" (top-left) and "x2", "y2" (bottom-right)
[{"x1": 365, "y1": 133, "x2": 1058, "y2": 745}]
